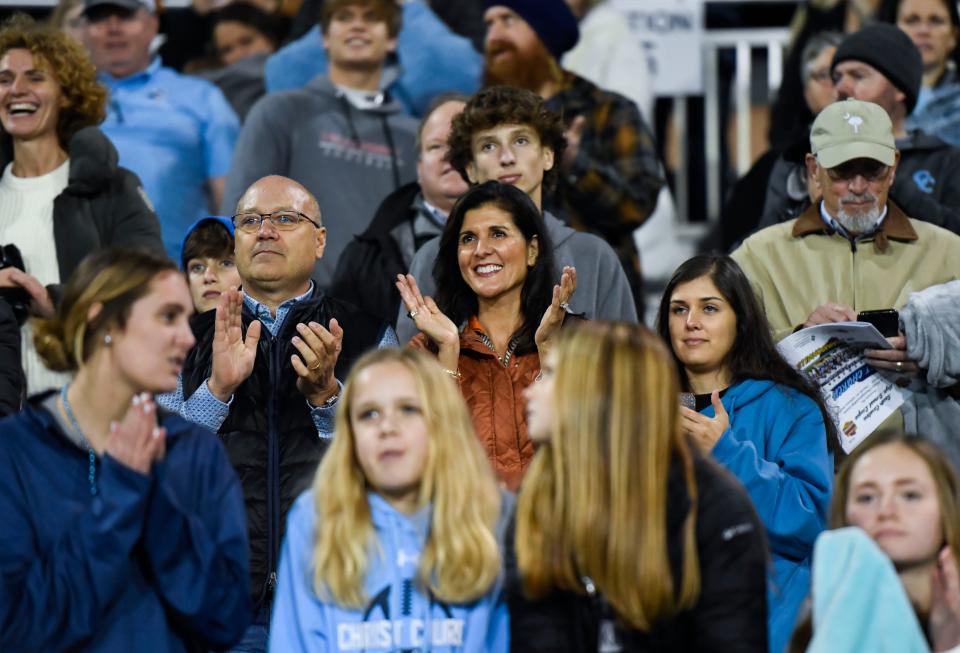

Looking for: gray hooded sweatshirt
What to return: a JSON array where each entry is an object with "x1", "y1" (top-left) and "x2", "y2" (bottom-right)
[
  {"x1": 395, "y1": 211, "x2": 639, "y2": 343},
  {"x1": 222, "y1": 75, "x2": 418, "y2": 287}
]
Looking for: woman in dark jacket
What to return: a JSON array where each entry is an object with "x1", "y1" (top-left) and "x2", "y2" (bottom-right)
[
  {"x1": 512, "y1": 321, "x2": 769, "y2": 652},
  {"x1": 0, "y1": 15, "x2": 162, "y2": 395},
  {"x1": 0, "y1": 247, "x2": 250, "y2": 652}
]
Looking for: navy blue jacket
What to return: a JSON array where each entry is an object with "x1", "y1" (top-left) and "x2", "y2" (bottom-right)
[{"x1": 0, "y1": 396, "x2": 251, "y2": 652}]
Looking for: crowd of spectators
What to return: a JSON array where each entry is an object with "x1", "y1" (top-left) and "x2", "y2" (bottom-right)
[{"x1": 1, "y1": 0, "x2": 960, "y2": 651}]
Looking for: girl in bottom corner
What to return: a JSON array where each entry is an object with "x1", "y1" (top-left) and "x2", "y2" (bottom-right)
[{"x1": 269, "y1": 347, "x2": 511, "y2": 652}]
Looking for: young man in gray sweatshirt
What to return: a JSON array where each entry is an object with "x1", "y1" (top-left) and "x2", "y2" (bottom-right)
[{"x1": 222, "y1": 0, "x2": 418, "y2": 289}]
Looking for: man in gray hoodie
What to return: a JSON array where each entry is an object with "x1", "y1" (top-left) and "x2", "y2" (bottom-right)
[
  {"x1": 395, "y1": 85, "x2": 637, "y2": 343},
  {"x1": 222, "y1": 0, "x2": 418, "y2": 288}
]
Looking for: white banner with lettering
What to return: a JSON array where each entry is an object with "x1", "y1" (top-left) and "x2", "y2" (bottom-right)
[{"x1": 609, "y1": 0, "x2": 705, "y2": 96}]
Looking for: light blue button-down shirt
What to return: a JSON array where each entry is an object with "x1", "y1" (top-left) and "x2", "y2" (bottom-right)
[{"x1": 157, "y1": 284, "x2": 398, "y2": 437}]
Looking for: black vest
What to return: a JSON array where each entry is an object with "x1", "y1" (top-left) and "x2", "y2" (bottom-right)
[{"x1": 182, "y1": 289, "x2": 385, "y2": 612}]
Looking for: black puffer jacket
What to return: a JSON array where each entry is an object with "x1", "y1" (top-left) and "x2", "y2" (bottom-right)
[
  {"x1": 0, "y1": 300, "x2": 22, "y2": 416},
  {"x1": 0, "y1": 126, "x2": 163, "y2": 301},
  {"x1": 507, "y1": 454, "x2": 769, "y2": 652},
  {"x1": 330, "y1": 182, "x2": 443, "y2": 328},
  {"x1": 181, "y1": 288, "x2": 387, "y2": 613}
]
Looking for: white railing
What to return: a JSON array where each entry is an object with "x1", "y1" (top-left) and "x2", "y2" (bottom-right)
[{"x1": 671, "y1": 27, "x2": 791, "y2": 226}]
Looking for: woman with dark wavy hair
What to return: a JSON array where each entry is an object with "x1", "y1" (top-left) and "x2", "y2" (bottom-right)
[
  {"x1": 0, "y1": 14, "x2": 161, "y2": 396},
  {"x1": 657, "y1": 253, "x2": 840, "y2": 653},
  {"x1": 397, "y1": 180, "x2": 575, "y2": 490}
]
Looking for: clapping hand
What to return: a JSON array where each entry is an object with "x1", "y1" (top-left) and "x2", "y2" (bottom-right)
[
  {"x1": 534, "y1": 266, "x2": 577, "y2": 360},
  {"x1": 680, "y1": 390, "x2": 729, "y2": 454},
  {"x1": 106, "y1": 393, "x2": 166, "y2": 474},
  {"x1": 209, "y1": 290, "x2": 261, "y2": 402},
  {"x1": 291, "y1": 319, "x2": 342, "y2": 405},
  {"x1": 396, "y1": 274, "x2": 460, "y2": 369}
]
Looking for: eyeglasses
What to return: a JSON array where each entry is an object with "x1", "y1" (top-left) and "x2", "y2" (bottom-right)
[
  {"x1": 826, "y1": 160, "x2": 891, "y2": 182},
  {"x1": 232, "y1": 211, "x2": 321, "y2": 232}
]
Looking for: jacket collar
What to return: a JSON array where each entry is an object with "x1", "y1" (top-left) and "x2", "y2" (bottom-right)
[{"x1": 791, "y1": 200, "x2": 918, "y2": 251}]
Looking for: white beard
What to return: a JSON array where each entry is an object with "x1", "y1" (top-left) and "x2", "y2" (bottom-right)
[{"x1": 836, "y1": 197, "x2": 882, "y2": 235}]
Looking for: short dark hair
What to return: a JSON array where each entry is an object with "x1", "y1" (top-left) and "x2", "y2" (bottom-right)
[
  {"x1": 319, "y1": 0, "x2": 402, "y2": 38},
  {"x1": 433, "y1": 181, "x2": 556, "y2": 354},
  {"x1": 181, "y1": 220, "x2": 235, "y2": 270},
  {"x1": 656, "y1": 254, "x2": 842, "y2": 459},
  {"x1": 446, "y1": 86, "x2": 566, "y2": 190}
]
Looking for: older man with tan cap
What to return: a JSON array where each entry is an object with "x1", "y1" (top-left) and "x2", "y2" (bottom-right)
[{"x1": 733, "y1": 99, "x2": 960, "y2": 346}]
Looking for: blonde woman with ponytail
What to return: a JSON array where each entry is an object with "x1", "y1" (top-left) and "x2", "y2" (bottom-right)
[
  {"x1": 269, "y1": 347, "x2": 510, "y2": 652},
  {"x1": 513, "y1": 321, "x2": 769, "y2": 652},
  {"x1": 0, "y1": 247, "x2": 250, "y2": 653}
]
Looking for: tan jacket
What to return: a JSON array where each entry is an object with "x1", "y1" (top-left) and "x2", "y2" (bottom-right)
[
  {"x1": 411, "y1": 317, "x2": 540, "y2": 491},
  {"x1": 732, "y1": 202, "x2": 960, "y2": 341}
]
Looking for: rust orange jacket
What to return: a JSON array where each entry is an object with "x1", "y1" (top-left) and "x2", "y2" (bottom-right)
[{"x1": 411, "y1": 316, "x2": 540, "y2": 491}]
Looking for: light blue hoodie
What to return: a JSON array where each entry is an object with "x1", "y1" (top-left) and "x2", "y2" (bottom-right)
[
  {"x1": 269, "y1": 490, "x2": 510, "y2": 652},
  {"x1": 701, "y1": 378, "x2": 833, "y2": 653},
  {"x1": 808, "y1": 528, "x2": 929, "y2": 652}
]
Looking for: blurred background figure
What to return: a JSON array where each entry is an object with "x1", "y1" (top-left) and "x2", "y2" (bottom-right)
[
  {"x1": 561, "y1": 0, "x2": 654, "y2": 122},
  {"x1": 722, "y1": 31, "x2": 842, "y2": 251},
  {"x1": 0, "y1": 15, "x2": 161, "y2": 397},
  {"x1": 881, "y1": 0, "x2": 960, "y2": 144},
  {"x1": 198, "y1": 2, "x2": 287, "y2": 120},
  {"x1": 48, "y1": 0, "x2": 86, "y2": 42}
]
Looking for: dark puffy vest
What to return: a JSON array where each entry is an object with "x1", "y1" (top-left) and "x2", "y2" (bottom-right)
[{"x1": 182, "y1": 290, "x2": 385, "y2": 612}]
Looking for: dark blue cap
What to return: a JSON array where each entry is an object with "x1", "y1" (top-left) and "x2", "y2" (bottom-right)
[{"x1": 484, "y1": 0, "x2": 580, "y2": 60}]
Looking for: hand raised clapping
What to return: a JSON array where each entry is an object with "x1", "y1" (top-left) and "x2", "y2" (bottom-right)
[
  {"x1": 534, "y1": 266, "x2": 577, "y2": 360},
  {"x1": 209, "y1": 290, "x2": 261, "y2": 402},
  {"x1": 291, "y1": 319, "x2": 342, "y2": 405}
]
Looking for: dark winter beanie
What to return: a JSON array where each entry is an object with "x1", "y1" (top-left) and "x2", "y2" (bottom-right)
[
  {"x1": 831, "y1": 23, "x2": 923, "y2": 113},
  {"x1": 483, "y1": 0, "x2": 580, "y2": 60}
]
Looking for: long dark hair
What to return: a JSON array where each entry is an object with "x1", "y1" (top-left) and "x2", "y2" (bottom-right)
[
  {"x1": 656, "y1": 254, "x2": 841, "y2": 458},
  {"x1": 433, "y1": 181, "x2": 556, "y2": 354}
]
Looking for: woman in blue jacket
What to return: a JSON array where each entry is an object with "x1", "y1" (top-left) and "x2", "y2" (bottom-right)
[
  {"x1": 657, "y1": 254, "x2": 839, "y2": 653},
  {"x1": 0, "y1": 247, "x2": 251, "y2": 652},
  {"x1": 269, "y1": 347, "x2": 510, "y2": 652}
]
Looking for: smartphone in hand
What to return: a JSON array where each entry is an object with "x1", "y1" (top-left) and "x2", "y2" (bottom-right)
[{"x1": 858, "y1": 309, "x2": 899, "y2": 338}]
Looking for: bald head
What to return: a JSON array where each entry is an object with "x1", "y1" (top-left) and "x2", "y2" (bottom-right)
[
  {"x1": 236, "y1": 175, "x2": 322, "y2": 224},
  {"x1": 233, "y1": 175, "x2": 327, "y2": 306}
]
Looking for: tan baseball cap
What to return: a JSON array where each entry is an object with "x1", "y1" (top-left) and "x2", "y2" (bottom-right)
[{"x1": 810, "y1": 99, "x2": 896, "y2": 168}]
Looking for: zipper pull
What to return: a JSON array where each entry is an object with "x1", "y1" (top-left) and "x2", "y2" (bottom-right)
[{"x1": 267, "y1": 571, "x2": 278, "y2": 594}]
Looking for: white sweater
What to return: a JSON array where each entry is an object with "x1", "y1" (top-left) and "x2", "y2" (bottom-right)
[{"x1": 0, "y1": 160, "x2": 74, "y2": 395}]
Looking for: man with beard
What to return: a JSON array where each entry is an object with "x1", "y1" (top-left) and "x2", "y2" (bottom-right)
[
  {"x1": 481, "y1": 0, "x2": 664, "y2": 314},
  {"x1": 732, "y1": 99, "x2": 960, "y2": 348},
  {"x1": 758, "y1": 24, "x2": 960, "y2": 234}
]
